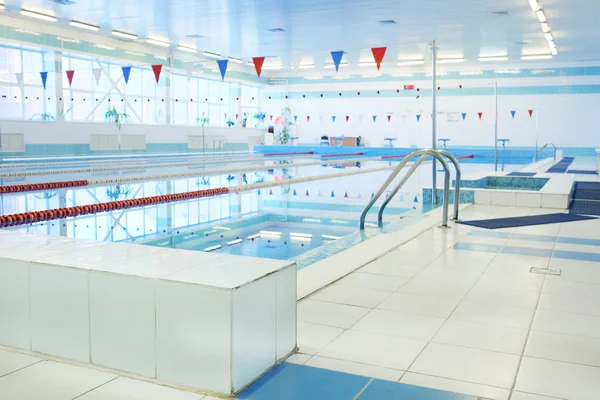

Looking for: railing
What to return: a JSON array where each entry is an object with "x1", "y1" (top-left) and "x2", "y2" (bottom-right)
[
  {"x1": 359, "y1": 149, "x2": 462, "y2": 230},
  {"x1": 535, "y1": 143, "x2": 557, "y2": 162}
]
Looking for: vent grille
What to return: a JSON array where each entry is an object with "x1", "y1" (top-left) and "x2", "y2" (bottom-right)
[
  {"x1": 267, "y1": 28, "x2": 286, "y2": 33},
  {"x1": 185, "y1": 34, "x2": 202, "y2": 38},
  {"x1": 378, "y1": 20, "x2": 397, "y2": 25},
  {"x1": 490, "y1": 11, "x2": 510, "y2": 16}
]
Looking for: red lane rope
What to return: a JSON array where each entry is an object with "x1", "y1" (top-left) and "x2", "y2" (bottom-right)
[
  {"x1": 321, "y1": 152, "x2": 364, "y2": 158},
  {"x1": 0, "y1": 180, "x2": 89, "y2": 194},
  {"x1": 0, "y1": 187, "x2": 229, "y2": 229},
  {"x1": 263, "y1": 151, "x2": 314, "y2": 156}
]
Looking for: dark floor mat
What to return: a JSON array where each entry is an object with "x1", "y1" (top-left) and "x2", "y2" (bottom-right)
[
  {"x1": 569, "y1": 200, "x2": 600, "y2": 216},
  {"x1": 568, "y1": 170, "x2": 599, "y2": 175},
  {"x1": 457, "y1": 213, "x2": 597, "y2": 229},
  {"x1": 507, "y1": 172, "x2": 537, "y2": 177}
]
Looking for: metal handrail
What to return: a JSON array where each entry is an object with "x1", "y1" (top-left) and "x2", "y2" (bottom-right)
[
  {"x1": 437, "y1": 149, "x2": 462, "y2": 221},
  {"x1": 535, "y1": 143, "x2": 557, "y2": 161},
  {"x1": 359, "y1": 149, "x2": 459, "y2": 230}
]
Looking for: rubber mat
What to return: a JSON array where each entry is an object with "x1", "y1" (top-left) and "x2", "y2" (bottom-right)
[
  {"x1": 570, "y1": 200, "x2": 600, "y2": 216},
  {"x1": 507, "y1": 172, "x2": 537, "y2": 177},
  {"x1": 457, "y1": 213, "x2": 597, "y2": 229},
  {"x1": 546, "y1": 157, "x2": 575, "y2": 173},
  {"x1": 574, "y1": 182, "x2": 600, "y2": 190},
  {"x1": 568, "y1": 170, "x2": 599, "y2": 175}
]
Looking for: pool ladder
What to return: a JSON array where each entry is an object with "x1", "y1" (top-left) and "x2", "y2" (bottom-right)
[
  {"x1": 534, "y1": 143, "x2": 557, "y2": 162},
  {"x1": 359, "y1": 149, "x2": 462, "y2": 230}
]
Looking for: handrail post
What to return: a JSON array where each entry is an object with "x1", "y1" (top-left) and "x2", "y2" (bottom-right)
[{"x1": 437, "y1": 150, "x2": 462, "y2": 221}]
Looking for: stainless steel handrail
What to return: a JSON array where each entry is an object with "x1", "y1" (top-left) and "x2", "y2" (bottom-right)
[
  {"x1": 535, "y1": 143, "x2": 557, "y2": 161},
  {"x1": 359, "y1": 149, "x2": 459, "y2": 230},
  {"x1": 437, "y1": 149, "x2": 462, "y2": 221}
]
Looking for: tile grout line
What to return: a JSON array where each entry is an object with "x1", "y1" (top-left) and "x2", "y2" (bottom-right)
[
  {"x1": 70, "y1": 376, "x2": 119, "y2": 400},
  {"x1": 0, "y1": 359, "x2": 44, "y2": 380},
  {"x1": 351, "y1": 378, "x2": 374, "y2": 400}
]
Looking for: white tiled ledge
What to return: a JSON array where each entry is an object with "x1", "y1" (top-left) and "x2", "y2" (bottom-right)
[{"x1": 0, "y1": 231, "x2": 297, "y2": 397}]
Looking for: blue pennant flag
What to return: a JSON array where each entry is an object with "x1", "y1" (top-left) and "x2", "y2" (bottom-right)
[
  {"x1": 461, "y1": 113, "x2": 467, "y2": 121},
  {"x1": 121, "y1": 66, "x2": 131, "y2": 84},
  {"x1": 331, "y1": 190, "x2": 335, "y2": 197},
  {"x1": 294, "y1": 115, "x2": 298, "y2": 122},
  {"x1": 332, "y1": 116, "x2": 336, "y2": 122},
  {"x1": 330, "y1": 51, "x2": 344, "y2": 72},
  {"x1": 293, "y1": 189, "x2": 297, "y2": 196},
  {"x1": 511, "y1": 110, "x2": 516, "y2": 118},
  {"x1": 217, "y1": 59, "x2": 229, "y2": 81},
  {"x1": 416, "y1": 114, "x2": 421, "y2": 121},
  {"x1": 258, "y1": 189, "x2": 261, "y2": 195},
  {"x1": 372, "y1": 115, "x2": 377, "y2": 122},
  {"x1": 40, "y1": 72, "x2": 48, "y2": 89}
]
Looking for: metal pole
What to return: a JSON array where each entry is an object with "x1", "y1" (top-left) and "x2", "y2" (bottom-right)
[
  {"x1": 431, "y1": 40, "x2": 437, "y2": 203},
  {"x1": 494, "y1": 81, "x2": 498, "y2": 172},
  {"x1": 534, "y1": 109, "x2": 539, "y2": 161}
]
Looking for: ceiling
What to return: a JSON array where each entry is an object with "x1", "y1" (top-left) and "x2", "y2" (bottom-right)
[{"x1": 1, "y1": 0, "x2": 600, "y2": 66}]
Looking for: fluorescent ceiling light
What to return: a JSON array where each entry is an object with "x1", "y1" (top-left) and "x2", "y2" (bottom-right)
[
  {"x1": 177, "y1": 45, "x2": 197, "y2": 53},
  {"x1": 247, "y1": 234, "x2": 261, "y2": 240},
  {"x1": 227, "y1": 239, "x2": 243, "y2": 246},
  {"x1": 112, "y1": 30, "x2": 137, "y2": 40},
  {"x1": 147, "y1": 38, "x2": 170, "y2": 47},
  {"x1": 204, "y1": 245, "x2": 222, "y2": 252},
  {"x1": 20, "y1": 9, "x2": 57, "y2": 22},
  {"x1": 541, "y1": 22, "x2": 550, "y2": 33},
  {"x1": 437, "y1": 58, "x2": 465, "y2": 64},
  {"x1": 228, "y1": 57, "x2": 243, "y2": 64},
  {"x1": 259, "y1": 230, "x2": 282, "y2": 235},
  {"x1": 262, "y1": 65, "x2": 284, "y2": 70},
  {"x1": 397, "y1": 60, "x2": 425, "y2": 66},
  {"x1": 521, "y1": 54, "x2": 552, "y2": 60},
  {"x1": 544, "y1": 32, "x2": 553, "y2": 42},
  {"x1": 322, "y1": 235, "x2": 342, "y2": 240},
  {"x1": 325, "y1": 62, "x2": 349, "y2": 68},
  {"x1": 551, "y1": 47, "x2": 558, "y2": 55},
  {"x1": 549, "y1": 40, "x2": 557, "y2": 48},
  {"x1": 536, "y1": 10, "x2": 547, "y2": 22},
  {"x1": 203, "y1": 51, "x2": 221, "y2": 59},
  {"x1": 0, "y1": 4, "x2": 5, "y2": 11},
  {"x1": 290, "y1": 232, "x2": 313, "y2": 238},
  {"x1": 479, "y1": 56, "x2": 509, "y2": 61},
  {"x1": 298, "y1": 64, "x2": 315, "y2": 69},
  {"x1": 528, "y1": 0, "x2": 540, "y2": 11},
  {"x1": 359, "y1": 61, "x2": 383, "y2": 67},
  {"x1": 69, "y1": 20, "x2": 99, "y2": 31}
]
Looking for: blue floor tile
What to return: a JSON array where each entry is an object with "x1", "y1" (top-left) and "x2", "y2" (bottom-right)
[
  {"x1": 511, "y1": 233, "x2": 558, "y2": 243},
  {"x1": 468, "y1": 230, "x2": 511, "y2": 239},
  {"x1": 238, "y1": 363, "x2": 370, "y2": 400},
  {"x1": 453, "y1": 242, "x2": 503, "y2": 253},
  {"x1": 501, "y1": 246, "x2": 553, "y2": 257},
  {"x1": 357, "y1": 379, "x2": 478, "y2": 400},
  {"x1": 556, "y1": 236, "x2": 600, "y2": 247},
  {"x1": 553, "y1": 250, "x2": 600, "y2": 262}
]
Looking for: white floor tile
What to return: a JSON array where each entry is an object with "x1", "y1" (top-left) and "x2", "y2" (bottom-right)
[
  {"x1": 433, "y1": 320, "x2": 528, "y2": 355},
  {"x1": 385, "y1": 247, "x2": 443, "y2": 268},
  {"x1": 0, "y1": 350, "x2": 42, "y2": 378},
  {"x1": 543, "y1": 280, "x2": 600, "y2": 299},
  {"x1": 286, "y1": 354, "x2": 312, "y2": 365},
  {"x1": 554, "y1": 242, "x2": 600, "y2": 254},
  {"x1": 76, "y1": 377, "x2": 202, "y2": 400},
  {"x1": 450, "y1": 300, "x2": 536, "y2": 329},
  {"x1": 401, "y1": 372, "x2": 511, "y2": 400},
  {"x1": 352, "y1": 309, "x2": 446, "y2": 341},
  {"x1": 464, "y1": 279, "x2": 541, "y2": 308},
  {"x1": 306, "y1": 356, "x2": 403, "y2": 381},
  {"x1": 297, "y1": 300, "x2": 370, "y2": 329},
  {"x1": 409, "y1": 343, "x2": 520, "y2": 388},
  {"x1": 336, "y1": 272, "x2": 409, "y2": 292},
  {"x1": 510, "y1": 392, "x2": 565, "y2": 400},
  {"x1": 359, "y1": 260, "x2": 423, "y2": 278},
  {"x1": 0, "y1": 361, "x2": 116, "y2": 400},
  {"x1": 377, "y1": 292, "x2": 459, "y2": 319},
  {"x1": 547, "y1": 259, "x2": 600, "y2": 285},
  {"x1": 538, "y1": 293, "x2": 600, "y2": 317},
  {"x1": 525, "y1": 330, "x2": 600, "y2": 367},
  {"x1": 506, "y1": 239, "x2": 556, "y2": 250},
  {"x1": 398, "y1": 270, "x2": 480, "y2": 300},
  {"x1": 426, "y1": 249, "x2": 497, "y2": 274},
  {"x1": 318, "y1": 330, "x2": 427, "y2": 371},
  {"x1": 484, "y1": 254, "x2": 550, "y2": 278},
  {"x1": 515, "y1": 357, "x2": 600, "y2": 400},
  {"x1": 297, "y1": 322, "x2": 344, "y2": 355},
  {"x1": 533, "y1": 309, "x2": 600, "y2": 339},
  {"x1": 311, "y1": 285, "x2": 390, "y2": 308}
]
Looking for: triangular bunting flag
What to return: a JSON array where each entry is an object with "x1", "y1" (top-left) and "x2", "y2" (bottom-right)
[
  {"x1": 15, "y1": 73, "x2": 23, "y2": 86},
  {"x1": 294, "y1": 115, "x2": 298, "y2": 122},
  {"x1": 371, "y1": 192, "x2": 375, "y2": 198},
  {"x1": 401, "y1": 115, "x2": 406, "y2": 122},
  {"x1": 40, "y1": 72, "x2": 48, "y2": 89},
  {"x1": 416, "y1": 114, "x2": 421, "y2": 121},
  {"x1": 252, "y1": 57, "x2": 265, "y2": 78},
  {"x1": 371, "y1": 47, "x2": 387, "y2": 70},
  {"x1": 331, "y1": 191, "x2": 335, "y2": 197},
  {"x1": 121, "y1": 66, "x2": 132, "y2": 84},
  {"x1": 387, "y1": 115, "x2": 392, "y2": 122},
  {"x1": 92, "y1": 68, "x2": 102, "y2": 86},
  {"x1": 332, "y1": 116, "x2": 336, "y2": 122},
  {"x1": 528, "y1": 109, "x2": 534, "y2": 117},
  {"x1": 461, "y1": 113, "x2": 467, "y2": 121},
  {"x1": 236, "y1": 114, "x2": 239, "y2": 120},
  {"x1": 357, "y1": 192, "x2": 362, "y2": 199},
  {"x1": 331, "y1": 51, "x2": 344, "y2": 72},
  {"x1": 217, "y1": 60, "x2": 228, "y2": 81},
  {"x1": 306, "y1": 190, "x2": 309, "y2": 196},
  {"x1": 270, "y1": 115, "x2": 273, "y2": 121},
  {"x1": 373, "y1": 115, "x2": 377, "y2": 122},
  {"x1": 184, "y1": 62, "x2": 194, "y2": 80},
  {"x1": 306, "y1": 116, "x2": 310, "y2": 122},
  {"x1": 510, "y1": 110, "x2": 516, "y2": 118},
  {"x1": 346, "y1": 116, "x2": 350, "y2": 122},
  {"x1": 344, "y1": 191, "x2": 348, "y2": 198},
  {"x1": 414, "y1": 195, "x2": 418, "y2": 202},
  {"x1": 269, "y1": 189, "x2": 273, "y2": 195},
  {"x1": 478, "y1": 112, "x2": 483, "y2": 120},
  {"x1": 66, "y1": 70, "x2": 75, "y2": 87},
  {"x1": 258, "y1": 189, "x2": 261, "y2": 195},
  {"x1": 293, "y1": 189, "x2": 297, "y2": 196},
  {"x1": 151, "y1": 64, "x2": 163, "y2": 83}
]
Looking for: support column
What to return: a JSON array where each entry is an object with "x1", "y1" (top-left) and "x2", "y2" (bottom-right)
[
  {"x1": 431, "y1": 40, "x2": 437, "y2": 204},
  {"x1": 54, "y1": 51, "x2": 65, "y2": 122},
  {"x1": 165, "y1": 51, "x2": 173, "y2": 126},
  {"x1": 494, "y1": 81, "x2": 498, "y2": 172}
]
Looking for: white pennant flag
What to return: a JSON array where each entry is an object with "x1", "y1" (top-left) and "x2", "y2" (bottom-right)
[
  {"x1": 15, "y1": 73, "x2": 23, "y2": 86},
  {"x1": 358, "y1": 115, "x2": 364, "y2": 122},
  {"x1": 184, "y1": 62, "x2": 194, "y2": 80},
  {"x1": 92, "y1": 68, "x2": 102, "y2": 86}
]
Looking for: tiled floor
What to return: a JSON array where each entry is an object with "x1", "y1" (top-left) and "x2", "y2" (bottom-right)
[
  {"x1": 294, "y1": 205, "x2": 600, "y2": 400},
  {"x1": 2, "y1": 204, "x2": 600, "y2": 399}
]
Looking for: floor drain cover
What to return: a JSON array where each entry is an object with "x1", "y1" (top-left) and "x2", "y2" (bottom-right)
[{"x1": 530, "y1": 267, "x2": 561, "y2": 276}]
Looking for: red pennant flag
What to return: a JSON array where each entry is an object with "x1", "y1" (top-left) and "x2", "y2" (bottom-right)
[
  {"x1": 344, "y1": 191, "x2": 348, "y2": 198},
  {"x1": 528, "y1": 109, "x2": 533, "y2": 117},
  {"x1": 307, "y1": 116, "x2": 310, "y2": 122},
  {"x1": 253, "y1": 57, "x2": 265, "y2": 78},
  {"x1": 236, "y1": 113, "x2": 239, "y2": 120},
  {"x1": 65, "y1": 70, "x2": 75, "y2": 87},
  {"x1": 269, "y1": 189, "x2": 273, "y2": 195},
  {"x1": 270, "y1": 115, "x2": 273, "y2": 121},
  {"x1": 387, "y1": 115, "x2": 392, "y2": 122},
  {"x1": 306, "y1": 190, "x2": 309, "y2": 196},
  {"x1": 478, "y1": 112, "x2": 483, "y2": 120},
  {"x1": 346, "y1": 116, "x2": 350, "y2": 122},
  {"x1": 371, "y1": 47, "x2": 387, "y2": 70},
  {"x1": 151, "y1": 65, "x2": 162, "y2": 84}
]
